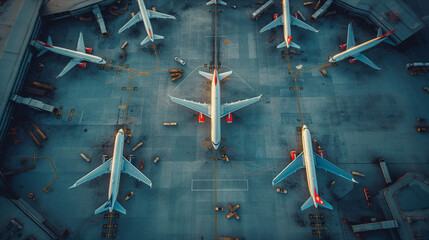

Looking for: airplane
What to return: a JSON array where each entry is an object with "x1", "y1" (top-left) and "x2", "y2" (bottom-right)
[
  {"x1": 260, "y1": 0, "x2": 318, "y2": 49},
  {"x1": 329, "y1": 22, "x2": 396, "y2": 70},
  {"x1": 118, "y1": 0, "x2": 176, "y2": 45},
  {"x1": 69, "y1": 129, "x2": 152, "y2": 215},
  {"x1": 33, "y1": 32, "x2": 106, "y2": 78},
  {"x1": 272, "y1": 125, "x2": 357, "y2": 211},
  {"x1": 206, "y1": 0, "x2": 227, "y2": 5},
  {"x1": 169, "y1": 69, "x2": 262, "y2": 149}
]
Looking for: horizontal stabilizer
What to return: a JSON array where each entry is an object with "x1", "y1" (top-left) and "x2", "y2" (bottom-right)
[
  {"x1": 277, "y1": 41, "x2": 286, "y2": 49},
  {"x1": 37, "y1": 49, "x2": 48, "y2": 58},
  {"x1": 122, "y1": 157, "x2": 152, "y2": 188},
  {"x1": 94, "y1": 200, "x2": 127, "y2": 215},
  {"x1": 140, "y1": 36, "x2": 151, "y2": 45},
  {"x1": 153, "y1": 34, "x2": 164, "y2": 40},
  {"x1": 300, "y1": 196, "x2": 333, "y2": 211},
  {"x1": 289, "y1": 41, "x2": 300, "y2": 50},
  {"x1": 272, "y1": 152, "x2": 304, "y2": 186},
  {"x1": 113, "y1": 201, "x2": 127, "y2": 214},
  {"x1": 218, "y1": 71, "x2": 232, "y2": 80},
  {"x1": 318, "y1": 197, "x2": 333, "y2": 210},
  {"x1": 301, "y1": 196, "x2": 314, "y2": 211},
  {"x1": 314, "y1": 153, "x2": 358, "y2": 183},
  {"x1": 199, "y1": 71, "x2": 214, "y2": 80},
  {"x1": 94, "y1": 200, "x2": 111, "y2": 214}
]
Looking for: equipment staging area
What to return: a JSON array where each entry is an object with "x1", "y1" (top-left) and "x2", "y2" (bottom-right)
[{"x1": 0, "y1": 0, "x2": 428, "y2": 239}]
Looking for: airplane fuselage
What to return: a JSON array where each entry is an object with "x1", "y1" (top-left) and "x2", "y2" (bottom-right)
[
  {"x1": 282, "y1": 0, "x2": 292, "y2": 48},
  {"x1": 330, "y1": 37, "x2": 385, "y2": 62},
  {"x1": 302, "y1": 126, "x2": 319, "y2": 208},
  {"x1": 138, "y1": 0, "x2": 154, "y2": 42},
  {"x1": 210, "y1": 70, "x2": 221, "y2": 149},
  {"x1": 36, "y1": 41, "x2": 105, "y2": 64},
  {"x1": 107, "y1": 129, "x2": 125, "y2": 212}
]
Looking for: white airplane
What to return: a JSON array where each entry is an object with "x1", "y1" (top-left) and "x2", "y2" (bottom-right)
[
  {"x1": 169, "y1": 69, "x2": 262, "y2": 149},
  {"x1": 206, "y1": 0, "x2": 227, "y2": 5},
  {"x1": 329, "y1": 22, "x2": 396, "y2": 70},
  {"x1": 70, "y1": 129, "x2": 152, "y2": 215},
  {"x1": 260, "y1": 0, "x2": 318, "y2": 49},
  {"x1": 272, "y1": 125, "x2": 357, "y2": 211},
  {"x1": 118, "y1": 0, "x2": 176, "y2": 45},
  {"x1": 33, "y1": 32, "x2": 106, "y2": 78}
]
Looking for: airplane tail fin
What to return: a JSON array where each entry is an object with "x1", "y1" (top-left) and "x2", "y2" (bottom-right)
[
  {"x1": 377, "y1": 28, "x2": 382, "y2": 38},
  {"x1": 94, "y1": 199, "x2": 127, "y2": 215},
  {"x1": 36, "y1": 35, "x2": 53, "y2": 57},
  {"x1": 47, "y1": 36, "x2": 53, "y2": 46},
  {"x1": 300, "y1": 196, "x2": 333, "y2": 211},
  {"x1": 94, "y1": 200, "x2": 111, "y2": 215},
  {"x1": 206, "y1": 0, "x2": 227, "y2": 5},
  {"x1": 140, "y1": 34, "x2": 164, "y2": 45}
]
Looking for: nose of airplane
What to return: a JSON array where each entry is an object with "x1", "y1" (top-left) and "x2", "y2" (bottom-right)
[
  {"x1": 302, "y1": 125, "x2": 308, "y2": 130},
  {"x1": 118, "y1": 129, "x2": 124, "y2": 135}
]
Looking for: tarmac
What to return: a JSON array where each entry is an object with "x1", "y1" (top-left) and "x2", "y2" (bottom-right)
[{"x1": 1, "y1": 0, "x2": 428, "y2": 239}]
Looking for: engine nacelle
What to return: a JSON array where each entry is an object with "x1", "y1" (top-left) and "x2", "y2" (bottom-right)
[
  {"x1": 85, "y1": 47, "x2": 93, "y2": 53},
  {"x1": 349, "y1": 58, "x2": 357, "y2": 64},
  {"x1": 226, "y1": 113, "x2": 232, "y2": 124},
  {"x1": 317, "y1": 150, "x2": 324, "y2": 158},
  {"x1": 340, "y1": 44, "x2": 347, "y2": 50},
  {"x1": 290, "y1": 151, "x2": 297, "y2": 161},
  {"x1": 198, "y1": 112, "x2": 205, "y2": 123},
  {"x1": 78, "y1": 62, "x2": 87, "y2": 68},
  {"x1": 274, "y1": 13, "x2": 279, "y2": 20}
]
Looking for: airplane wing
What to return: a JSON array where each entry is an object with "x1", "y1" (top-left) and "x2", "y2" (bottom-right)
[
  {"x1": 260, "y1": 16, "x2": 283, "y2": 33},
  {"x1": 147, "y1": 10, "x2": 176, "y2": 20},
  {"x1": 290, "y1": 17, "x2": 318, "y2": 33},
  {"x1": 220, "y1": 95, "x2": 262, "y2": 117},
  {"x1": 272, "y1": 152, "x2": 304, "y2": 186},
  {"x1": 76, "y1": 32, "x2": 85, "y2": 53},
  {"x1": 118, "y1": 13, "x2": 143, "y2": 34},
  {"x1": 69, "y1": 158, "x2": 112, "y2": 188},
  {"x1": 314, "y1": 153, "x2": 357, "y2": 183},
  {"x1": 353, "y1": 53, "x2": 380, "y2": 70},
  {"x1": 122, "y1": 157, "x2": 152, "y2": 188},
  {"x1": 169, "y1": 95, "x2": 211, "y2": 117},
  {"x1": 346, "y1": 22, "x2": 356, "y2": 49},
  {"x1": 57, "y1": 58, "x2": 81, "y2": 78}
]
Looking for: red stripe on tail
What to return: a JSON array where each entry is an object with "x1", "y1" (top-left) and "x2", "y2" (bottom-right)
[{"x1": 314, "y1": 189, "x2": 325, "y2": 205}]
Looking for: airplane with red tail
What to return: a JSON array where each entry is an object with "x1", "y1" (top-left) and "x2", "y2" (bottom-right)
[
  {"x1": 32, "y1": 32, "x2": 106, "y2": 78},
  {"x1": 169, "y1": 69, "x2": 262, "y2": 149},
  {"x1": 273, "y1": 125, "x2": 358, "y2": 211},
  {"x1": 329, "y1": 22, "x2": 396, "y2": 70}
]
